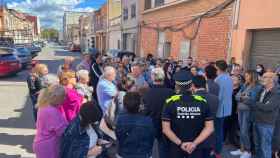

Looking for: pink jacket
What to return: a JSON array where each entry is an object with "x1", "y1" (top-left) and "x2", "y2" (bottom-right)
[{"x1": 59, "y1": 88, "x2": 83, "y2": 123}]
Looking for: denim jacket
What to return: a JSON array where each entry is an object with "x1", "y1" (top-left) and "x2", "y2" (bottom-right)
[
  {"x1": 116, "y1": 113, "x2": 155, "y2": 158},
  {"x1": 60, "y1": 116, "x2": 90, "y2": 158},
  {"x1": 236, "y1": 83, "x2": 263, "y2": 111}
]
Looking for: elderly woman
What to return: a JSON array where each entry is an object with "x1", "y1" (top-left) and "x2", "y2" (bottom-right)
[
  {"x1": 33, "y1": 84, "x2": 68, "y2": 158},
  {"x1": 76, "y1": 69, "x2": 94, "y2": 103},
  {"x1": 27, "y1": 63, "x2": 49, "y2": 122},
  {"x1": 59, "y1": 71, "x2": 83, "y2": 123}
]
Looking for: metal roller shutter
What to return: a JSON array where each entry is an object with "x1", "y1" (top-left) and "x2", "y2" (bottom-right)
[{"x1": 250, "y1": 29, "x2": 280, "y2": 69}]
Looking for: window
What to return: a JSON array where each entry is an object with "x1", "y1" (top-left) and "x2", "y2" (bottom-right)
[
  {"x1": 145, "y1": 0, "x2": 152, "y2": 10},
  {"x1": 123, "y1": 33, "x2": 128, "y2": 50},
  {"x1": 123, "y1": 8, "x2": 128, "y2": 20},
  {"x1": 131, "y1": 4, "x2": 136, "y2": 18},
  {"x1": 155, "y1": 0, "x2": 164, "y2": 7},
  {"x1": 164, "y1": 42, "x2": 171, "y2": 58},
  {"x1": 157, "y1": 31, "x2": 165, "y2": 58},
  {"x1": 180, "y1": 40, "x2": 191, "y2": 60},
  {"x1": 118, "y1": 39, "x2": 121, "y2": 49}
]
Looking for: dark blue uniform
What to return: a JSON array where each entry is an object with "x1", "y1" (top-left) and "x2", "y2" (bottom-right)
[{"x1": 162, "y1": 94, "x2": 213, "y2": 158}]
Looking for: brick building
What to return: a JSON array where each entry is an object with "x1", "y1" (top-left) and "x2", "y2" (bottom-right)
[
  {"x1": 0, "y1": 6, "x2": 35, "y2": 44},
  {"x1": 24, "y1": 14, "x2": 40, "y2": 40},
  {"x1": 139, "y1": 0, "x2": 234, "y2": 61}
]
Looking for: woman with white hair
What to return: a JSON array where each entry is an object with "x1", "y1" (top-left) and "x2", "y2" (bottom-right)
[
  {"x1": 76, "y1": 69, "x2": 94, "y2": 103},
  {"x1": 33, "y1": 84, "x2": 68, "y2": 158}
]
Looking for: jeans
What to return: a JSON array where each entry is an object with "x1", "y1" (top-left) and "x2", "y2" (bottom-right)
[
  {"x1": 224, "y1": 113, "x2": 239, "y2": 147},
  {"x1": 238, "y1": 110, "x2": 251, "y2": 151},
  {"x1": 254, "y1": 123, "x2": 274, "y2": 158},
  {"x1": 214, "y1": 117, "x2": 225, "y2": 154}
]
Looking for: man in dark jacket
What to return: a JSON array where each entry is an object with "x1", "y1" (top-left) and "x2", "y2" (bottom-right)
[
  {"x1": 181, "y1": 56, "x2": 193, "y2": 72},
  {"x1": 205, "y1": 64, "x2": 220, "y2": 96},
  {"x1": 143, "y1": 67, "x2": 174, "y2": 158},
  {"x1": 192, "y1": 75, "x2": 219, "y2": 158},
  {"x1": 253, "y1": 72, "x2": 280, "y2": 158},
  {"x1": 90, "y1": 52, "x2": 103, "y2": 100}
]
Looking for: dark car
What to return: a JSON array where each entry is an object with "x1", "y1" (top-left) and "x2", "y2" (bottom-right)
[
  {"x1": 0, "y1": 47, "x2": 22, "y2": 77},
  {"x1": 108, "y1": 49, "x2": 136, "y2": 61},
  {"x1": 15, "y1": 47, "x2": 32, "y2": 67}
]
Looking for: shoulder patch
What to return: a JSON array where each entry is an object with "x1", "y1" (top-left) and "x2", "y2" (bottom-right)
[
  {"x1": 192, "y1": 95, "x2": 207, "y2": 103},
  {"x1": 166, "y1": 95, "x2": 182, "y2": 104}
]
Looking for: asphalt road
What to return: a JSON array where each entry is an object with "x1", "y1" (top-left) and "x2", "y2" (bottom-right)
[{"x1": 0, "y1": 44, "x2": 237, "y2": 158}]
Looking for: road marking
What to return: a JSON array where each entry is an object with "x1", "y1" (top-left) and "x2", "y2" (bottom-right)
[
  {"x1": 0, "y1": 145, "x2": 35, "y2": 157},
  {"x1": 0, "y1": 127, "x2": 35, "y2": 135},
  {"x1": 0, "y1": 81, "x2": 26, "y2": 86}
]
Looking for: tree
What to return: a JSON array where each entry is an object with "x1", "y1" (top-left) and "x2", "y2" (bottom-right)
[{"x1": 41, "y1": 28, "x2": 59, "y2": 41}]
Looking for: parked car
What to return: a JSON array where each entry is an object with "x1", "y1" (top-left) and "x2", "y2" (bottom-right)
[
  {"x1": 25, "y1": 44, "x2": 41, "y2": 58},
  {"x1": 33, "y1": 41, "x2": 46, "y2": 48},
  {"x1": 15, "y1": 47, "x2": 32, "y2": 67},
  {"x1": 0, "y1": 47, "x2": 22, "y2": 77},
  {"x1": 70, "y1": 44, "x2": 81, "y2": 52},
  {"x1": 14, "y1": 44, "x2": 40, "y2": 58}
]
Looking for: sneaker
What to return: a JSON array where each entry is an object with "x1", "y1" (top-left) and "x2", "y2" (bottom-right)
[
  {"x1": 230, "y1": 149, "x2": 243, "y2": 156},
  {"x1": 240, "y1": 151, "x2": 252, "y2": 158}
]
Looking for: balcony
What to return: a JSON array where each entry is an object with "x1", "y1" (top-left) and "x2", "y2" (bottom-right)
[{"x1": 94, "y1": 18, "x2": 107, "y2": 33}]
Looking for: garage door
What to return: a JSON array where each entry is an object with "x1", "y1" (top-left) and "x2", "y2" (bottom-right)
[{"x1": 250, "y1": 30, "x2": 280, "y2": 69}]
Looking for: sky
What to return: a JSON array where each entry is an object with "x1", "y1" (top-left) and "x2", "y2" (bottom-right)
[{"x1": 5, "y1": 0, "x2": 106, "y2": 30}]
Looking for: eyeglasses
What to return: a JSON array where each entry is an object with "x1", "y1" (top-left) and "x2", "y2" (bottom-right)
[{"x1": 262, "y1": 76, "x2": 273, "y2": 79}]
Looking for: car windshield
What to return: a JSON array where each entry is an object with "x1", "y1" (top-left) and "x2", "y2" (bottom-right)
[{"x1": 0, "y1": 48, "x2": 14, "y2": 55}]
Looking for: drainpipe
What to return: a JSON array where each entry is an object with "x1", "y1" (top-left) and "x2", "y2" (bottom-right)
[{"x1": 227, "y1": 0, "x2": 240, "y2": 63}]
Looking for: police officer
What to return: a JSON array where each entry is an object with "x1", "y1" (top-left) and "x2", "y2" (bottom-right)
[{"x1": 162, "y1": 70, "x2": 214, "y2": 158}]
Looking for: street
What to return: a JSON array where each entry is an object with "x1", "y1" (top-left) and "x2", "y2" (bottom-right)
[
  {"x1": 0, "y1": 44, "x2": 237, "y2": 158},
  {"x1": 0, "y1": 44, "x2": 81, "y2": 158}
]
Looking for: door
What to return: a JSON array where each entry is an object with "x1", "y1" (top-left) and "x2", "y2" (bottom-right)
[{"x1": 250, "y1": 30, "x2": 280, "y2": 69}]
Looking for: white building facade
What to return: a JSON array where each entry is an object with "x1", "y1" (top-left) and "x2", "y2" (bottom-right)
[{"x1": 122, "y1": 0, "x2": 139, "y2": 54}]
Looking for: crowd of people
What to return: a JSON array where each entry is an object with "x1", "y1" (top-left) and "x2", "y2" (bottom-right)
[{"x1": 26, "y1": 51, "x2": 280, "y2": 158}]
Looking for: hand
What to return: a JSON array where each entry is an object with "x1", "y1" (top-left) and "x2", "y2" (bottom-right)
[
  {"x1": 182, "y1": 142, "x2": 197, "y2": 154},
  {"x1": 88, "y1": 145, "x2": 102, "y2": 157},
  {"x1": 275, "y1": 151, "x2": 279, "y2": 158}
]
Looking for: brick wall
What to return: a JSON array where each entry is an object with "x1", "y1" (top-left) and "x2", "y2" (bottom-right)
[{"x1": 140, "y1": 0, "x2": 233, "y2": 61}]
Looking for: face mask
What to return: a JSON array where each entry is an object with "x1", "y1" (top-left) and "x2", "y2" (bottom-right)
[{"x1": 256, "y1": 68, "x2": 262, "y2": 73}]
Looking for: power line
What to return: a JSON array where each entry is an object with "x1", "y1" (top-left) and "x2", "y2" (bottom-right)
[{"x1": 141, "y1": 0, "x2": 235, "y2": 40}]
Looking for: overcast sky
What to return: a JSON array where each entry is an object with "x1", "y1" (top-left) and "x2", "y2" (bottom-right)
[{"x1": 5, "y1": 0, "x2": 106, "y2": 30}]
